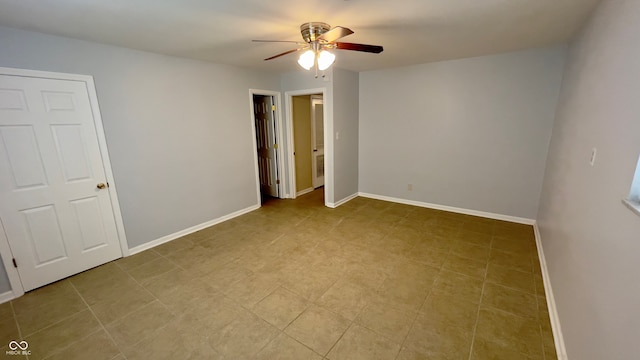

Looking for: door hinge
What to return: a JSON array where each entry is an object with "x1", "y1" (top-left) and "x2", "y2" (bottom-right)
[
  {"x1": 274, "y1": 143, "x2": 278, "y2": 150},
  {"x1": 276, "y1": 179, "x2": 280, "y2": 185},
  {"x1": 271, "y1": 105, "x2": 276, "y2": 111},
  {"x1": 12, "y1": 258, "x2": 17, "y2": 268}
]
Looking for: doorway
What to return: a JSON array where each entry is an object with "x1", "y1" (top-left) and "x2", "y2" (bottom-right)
[
  {"x1": 251, "y1": 87, "x2": 333, "y2": 206},
  {"x1": 252, "y1": 94, "x2": 281, "y2": 204},
  {"x1": 292, "y1": 94, "x2": 324, "y2": 197}
]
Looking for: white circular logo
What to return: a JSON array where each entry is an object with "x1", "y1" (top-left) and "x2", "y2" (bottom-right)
[{"x1": 8, "y1": 341, "x2": 28, "y2": 351}]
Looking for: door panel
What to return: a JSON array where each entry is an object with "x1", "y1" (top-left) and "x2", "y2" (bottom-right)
[
  {"x1": 70, "y1": 196, "x2": 109, "y2": 252},
  {"x1": 52, "y1": 125, "x2": 93, "y2": 182},
  {"x1": 253, "y1": 95, "x2": 279, "y2": 198},
  {"x1": 0, "y1": 89, "x2": 27, "y2": 110},
  {"x1": 0, "y1": 74, "x2": 122, "y2": 291},
  {"x1": 21, "y1": 204, "x2": 68, "y2": 266},
  {"x1": 42, "y1": 91, "x2": 76, "y2": 112},
  {"x1": 0, "y1": 125, "x2": 48, "y2": 189}
]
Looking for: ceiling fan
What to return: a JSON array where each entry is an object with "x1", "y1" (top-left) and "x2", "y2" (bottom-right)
[{"x1": 253, "y1": 22, "x2": 383, "y2": 76}]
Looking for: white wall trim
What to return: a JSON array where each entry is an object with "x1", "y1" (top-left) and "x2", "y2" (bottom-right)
[
  {"x1": 327, "y1": 192, "x2": 359, "y2": 208},
  {"x1": 128, "y1": 204, "x2": 260, "y2": 255},
  {"x1": 84, "y1": 73, "x2": 130, "y2": 257},
  {"x1": 357, "y1": 192, "x2": 536, "y2": 224},
  {"x1": 533, "y1": 224, "x2": 568, "y2": 360},
  {"x1": 0, "y1": 290, "x2": 15, "y2": 304},
  {"x1": 284, "y1": 93, "x2": 297, "y2": 199},
  {"x1": 296, "y1": 187, "x2": 314, "y2": 197}
]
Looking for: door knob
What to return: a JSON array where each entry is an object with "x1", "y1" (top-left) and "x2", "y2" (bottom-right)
[
  {"x1": 313, "y1": 149, "x2": 318, "y2": 152},
  {"x1": 96, "y1": 183, "x2": 107, "y2": 189}
]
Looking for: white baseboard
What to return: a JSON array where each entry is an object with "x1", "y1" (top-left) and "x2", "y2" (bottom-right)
[
  {"x1": 326, "y1": 192, "x2": 359, "y2": 208},
  {"x1": 357, "y1": 192, "x2": 536, "y2": 225},
  {"x1": 128, "y1": 204, "x2": 260, "y2": 255},
  {"x1": 0, "y1": 290, "x2": 15, "y2": 304},
  {"x1": 533, "y1": 224, "x2": 568, "y2": 360},
  {"x1": 296, "y1": 187, "x2": 314, "y2": 197}
]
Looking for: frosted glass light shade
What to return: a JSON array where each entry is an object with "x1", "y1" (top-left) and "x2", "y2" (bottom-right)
[
  {"x1": 317, "y1": 50, "x2": 336, "y2": 70},
  {"x1": 297, "y1": 50, "x2": 315, "y2": 70}
]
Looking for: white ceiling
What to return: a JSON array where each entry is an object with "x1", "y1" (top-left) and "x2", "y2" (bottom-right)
[{"x1": 0, "y1": 0, "x2": 600, "y2": 72}]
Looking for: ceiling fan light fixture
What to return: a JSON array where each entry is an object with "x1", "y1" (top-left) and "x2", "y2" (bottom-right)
[
  {"x1": 297, "y1": 50, "x2": 315, "y2": 70},
  {"x1": 256, "y1": 22, "x2": 382, "y2": 74},
  {"x1": 317, "y1": 50, "x2": 336, "y2": 71}
]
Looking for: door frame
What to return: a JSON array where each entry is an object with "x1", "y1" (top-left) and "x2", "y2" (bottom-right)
[
  {"x1": 249, "y1": 89, "x2": 285, "y2": 203},
  {"x1": 0, "y1": 67, "x2": 129, "y2": 299},
  {"x1": 310, "y1": 95, "x2": 324, "y2": 189},
  {"x1": 284, "y1": 88, "x2": 332, "y2": 206}
]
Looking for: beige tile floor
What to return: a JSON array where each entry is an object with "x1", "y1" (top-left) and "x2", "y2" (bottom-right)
[{"x1": 0, "y1": 190, "x2": 557, "y2": 359}]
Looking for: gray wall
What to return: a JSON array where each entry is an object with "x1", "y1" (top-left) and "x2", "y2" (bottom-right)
[
  {"x1": 537, "y1": 0, "x2": 640, "y2": 358},
  {"x1": 332, "y1": 68, "x2": 360, "y2": 203},
  {"x1": 0, "y1": 27, "x2": 280, "y2": 250},
  {"x1": 358, "y1": 47, "x2": 566, "y2": 219}
]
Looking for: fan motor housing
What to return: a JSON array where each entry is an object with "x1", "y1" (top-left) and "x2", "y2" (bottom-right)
[{"x1": 300, "y1": 22, "x2": 331, "y2": 43}]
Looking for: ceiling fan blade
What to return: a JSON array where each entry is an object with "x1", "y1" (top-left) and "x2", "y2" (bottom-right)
[
  {"x1": 335, "y1": 42, "x2": 384, "y2": 54},
  {"x1": 264, "y1": 48, "x2": 301, "y2": 61},
  {"x1": 253, "y1": 40, "x2": 306, "y2": 45},
  {"x1": 317, "y1": 26, "x2": 354, "y2": 43}
]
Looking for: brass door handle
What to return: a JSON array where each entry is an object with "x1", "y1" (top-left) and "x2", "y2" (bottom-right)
[{"x1": 97, "y1": 183, "x2": 107, "y2": 189}]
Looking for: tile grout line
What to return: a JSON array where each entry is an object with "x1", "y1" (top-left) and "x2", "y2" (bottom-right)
[
  {"x1": 67, "y1": 281, "x2": 129, "y2": 360},
  {"x1": 18, "y1": 309, "x2": 84, "y2": 337},
  {"x1": 115, "y1": 256, "x2": 175, "y2": 316},
  {"x1": 277, "y1": 217, "x2": 376, "y2": 359},
  {"x1": 223, "y1": 211, "x2": 322, "y2": 358},
  {"x1": 14, "y1": 286, "x2": 105, "y2": 339},
  {"x1": 39, "y1": 328, "x2": 105, "y2": 360},
  {"x1": 8, "y1": 301, "x2": 27, "y2": 360},
  {"x1": 394, "y1": 224, "x2": 456, "y2": 360},
  {"x1": 94, "y1": 259, "x2": 186, "y2": 321},
  {"x1": 466, "y1": 256, "x2": 491, "y2": 360},
  {"x1": 323, "y1": 320, "x2": 354, "y2": 358},
  {"x1": 388, "y1": 219, "x2": 434, "y2": 359},
  {"x1": 96, "y1": 269, "x2": 176, "y2": 345},
  {"x1": 98, "y1": 299, "x2": 175, "y2": 352},
  {"x1": 532, "y1": 253, "x2": 550, "y2": 360},
  {"x1": 479, "y1": 304, "x2": 543, "y2": 322},
  {"x1": 534, "y1": 281, "x2": 547, "y2": 360},
  {"x1": 222, "y1": 247, "x2": 316, "y2": 359},
  {"x1": 9, "y1": 300, "x2": 23, "y2": 339}
]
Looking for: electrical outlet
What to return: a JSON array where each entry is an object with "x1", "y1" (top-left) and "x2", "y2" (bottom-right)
[
  {"x1": 590, "y1": 148, "x2": 597, "y2": 166},
  {"x1": 407, "y1": 184, "x2": 413, "y2": 191}
]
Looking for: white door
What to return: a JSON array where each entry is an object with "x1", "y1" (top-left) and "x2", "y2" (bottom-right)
[
  {"x1": 253, "y1": 95, "x2": 279, "y2": 198},
  {"x1": 311, "y1": 96, "x2": 324, "y2": 188},
  {"x1": 0, "y1": 74, "x2": 122, "y2": 291}
]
